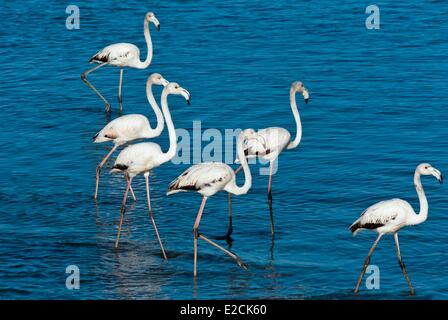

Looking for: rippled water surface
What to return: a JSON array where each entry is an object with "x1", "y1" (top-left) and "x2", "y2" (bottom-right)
[{"x1": 1, "y1": 1, "x2": 448, "y2": 299}]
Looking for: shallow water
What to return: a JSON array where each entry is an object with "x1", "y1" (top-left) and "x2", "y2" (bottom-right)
[{"x1": 1, "y1": 0, "x2": 448, "y2": 299}]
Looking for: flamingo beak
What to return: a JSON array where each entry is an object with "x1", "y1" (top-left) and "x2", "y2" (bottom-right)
[{"x1": 156, "y1": 24, "x2": 160, "y2": 32}]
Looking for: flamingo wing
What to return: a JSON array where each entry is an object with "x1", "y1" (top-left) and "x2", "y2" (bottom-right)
[
  {"x1": 349, "y1": 199, "x2": 410, "y2": 235},
  {"x1": 90, "y1": 43, "x2": 140, "y2": 66},
  {"x1": 167, "y1": 163, "x2": 232, "y2": 195},
  {"x1": 93, "y1": 114, "x2": 150, "y2": 144}
]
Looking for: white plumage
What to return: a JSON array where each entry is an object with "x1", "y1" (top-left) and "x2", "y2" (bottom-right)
[
  {"x1": 242, "y1": 127, "x2": 291, "y2": 161},
  {"x1": 350, "y1": 163, "x2": 443, "y2": 295},
  {"x1": 350, "y1": 199, "x2": 411, "y2": 235},
  {"x1": 92, "y1": 73, "x2": 168, "y2": 200},
  {"x1": 111, "y1": 142, "x2": 165, "y2": 177},
  {"x1": 81, "y1": 12, "x2": 160, "y2": 112},
  {"x1": 167, "y1": 163, "x2": 234, "y2": 197},
  {"x1": 90, "y1": 43, "x2": 142, "y2": 68}
]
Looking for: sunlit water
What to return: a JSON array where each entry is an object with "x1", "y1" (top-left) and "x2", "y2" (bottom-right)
[{"x1": 1, "y1": 1, "x2": 448, "y2": 299}]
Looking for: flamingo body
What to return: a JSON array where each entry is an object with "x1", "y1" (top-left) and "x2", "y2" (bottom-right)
[
  {"x1": 93, "y1": 114, "x2": 154, "y2": 145},
  {"x1": 242, "y1": 127, "x2": 291, "y2": 161},
  {"x1": 111, "y1": 142, "x2": 165, "y2": 177},
  {"x1": 168, "y1": 162, "x2": 234, "y2": 197},
  {"x1": 89, "y1": 43, "x2": 144, "y2": 68},
  {"x1": 349, "y1": 199, "x2": 413, "y2": 235}
]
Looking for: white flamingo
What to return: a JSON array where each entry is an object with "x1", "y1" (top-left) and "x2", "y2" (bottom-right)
[
  {"x1": 92, "y1": 73, "x2": 168, "y2": 200},
  {"x1": 350, "y1": 163, "x2": 443, "y2": 295},
  {"x1": 110, "y1": 82, "x2": 190, "y2": 259},
  {"x1": 230, "y1": 81, "x2": 309, "y2": 235},
  {"x1": 81, "y1": 12, "x2": 160, "y2": 112},
  {"x1": 167, "y1": 129, "x2": 255, "y2": 277}
]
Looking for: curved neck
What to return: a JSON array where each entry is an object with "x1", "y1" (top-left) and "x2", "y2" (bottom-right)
[
  {"x1": 227, "y1": 136, "x2": 252, "y2": 195},
  {"x1": 287, "y1": 88, "x2": 302, "y2": 149},
  {"x1": 159, "y1": 91, "x2": 177, "y2": 164},
  {"x1": 145, "y1": 81, "x2": 164, "y2": 136},
  {"x1": 408, "y1": 171, "x2": 429, "y2": 226},
  {"x1": 135, "y1": 20, "x2": 153, "y2": 69}
]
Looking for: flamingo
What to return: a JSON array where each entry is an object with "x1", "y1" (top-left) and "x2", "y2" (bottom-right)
[
  {"x1": 110, "y1": 82, "x2": 190, "y2": 259},
  {"x1": 167, "y1": 129, "x2": 255, "y2": 277},
  {"x1": 81, "y1": 12, "x2": 160, "y2": 112},
  {"x1": 229, "y1": 81, "x2": 309, "y2": 235},
  {"x1": 350, "y1": 163, "x2": 443, "y2": 295},
  {"x1": 92, "y1": 73, "x2": 168, "y2": 200}
]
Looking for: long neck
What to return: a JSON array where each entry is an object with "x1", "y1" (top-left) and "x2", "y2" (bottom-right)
[
  {"x1": 145, "y1": 81, "x2": 164, "y2": 136},
  {"x1": 227, "y1": 137, "x2": 252, "y2": 195},
  {"x1": 135, "y1": 20, "x2": 153, "y2": 69},
  {"x1": 287, "y1": 88, "x2": 302, "y2": 149},
  {"x1": 408, "y1": 171, "x2": 429, "y2": 226},
  {"x1": 159, "y1": 91, "x2": 177, "y2": 163}
]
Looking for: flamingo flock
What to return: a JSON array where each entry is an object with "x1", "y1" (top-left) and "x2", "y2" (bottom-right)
[{"x1": 83, "y1": 11, "x2": 444, "y2": 295}]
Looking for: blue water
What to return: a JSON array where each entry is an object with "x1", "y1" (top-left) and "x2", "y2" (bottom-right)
[{"x1": 1, "y1": 0, "x2": 448, "y2": 299}]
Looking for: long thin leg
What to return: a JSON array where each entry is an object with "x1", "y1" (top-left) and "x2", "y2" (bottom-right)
[
  {"x1": 81, "y1": 63, "x2": 111, "y2": 112},
  {"x1": 118, "y1": 67, "x2": 124, "y2": 113},
  {"x1": 354, "y1": 233, "x2": 383, "y2": 293},
  {"x1": 193, "y1": 197, "x2": 208, "y2": 278},
  {"x1": 223, "y1": 165, "x2": 242, "y2": 237},
  {"x1": 125, "y1": 175, "x2": 137, "y2": 202},
  {"x1": 198, "y1": 234, "x2": 247, "y2": 270},
  {"x1": 226, "y1": 192, "x2": 233, "y2": 237},
  {"x1": 115, "y1": 175, "x2": 131, "y2": 249},
  {"x1": 144, "y1": 172, "x2": 168, "y2": 260},
  {"x1": 394, "y1": 233, "x2": 415, "y2": 295},
  {"x1": 94, "y1": 144, "x2": 118, "y2": 200},
  {"x1": 267, "y1": 161, "x2": 275, "y2": 235}
]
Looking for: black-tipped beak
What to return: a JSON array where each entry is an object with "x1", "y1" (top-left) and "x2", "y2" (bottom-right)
[
  {"x1": 187, "y1": 98, "x2": 191, "y2": 105},
  {"x1": 304, "y1": 98, "x2": 309, "y2": 104},
  {"x1": 439, "y1": 175, "x2": 443, "y2": 184},
  {"x1": 156, "y1": 24, "x2": 160, "y2": 32}
]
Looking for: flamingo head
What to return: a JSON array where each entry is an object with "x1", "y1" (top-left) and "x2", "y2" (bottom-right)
[
  {"x1": 149, "y1": 73, "x2": 169, "y2": 86},
  {"x1": 145, "y1": 12, "x2": 160, "y2": 31},
  {"x1": 292, "y1": 81, "x2": 309, "y2": 104},
  {"x1": 417, "y1": 163, "x2": 443, "y2": 184},
  {"x1": 165, "y1": 82, "x2": 191, "y2": 105}
]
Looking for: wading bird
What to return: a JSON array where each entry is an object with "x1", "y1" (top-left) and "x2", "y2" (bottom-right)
[
  {"x1": 81, "y1": 12, "x2": 160, "y2": 112},
  {"x1": 167, "y1": 129, "x2": 255, "y2": 277},
  {"x1": 350, "y1": 163, "x2": 443, "y2": 295},
  {"x1": 229, "y1": 81, "x2": 309, "y2": 235},
  {"x1": 92, "y1": 73, "x2": 168, "y2": 200},
  {"x1": 110, "y1": 82, "x2": 190, "y2": 259}
]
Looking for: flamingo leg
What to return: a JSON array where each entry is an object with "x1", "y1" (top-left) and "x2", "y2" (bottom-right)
[
  {"x1": 222, "y1": 165, "x2": 242, "y2": 237},
  {"x1": 118, "y1": 67, "x2": 124, "y2": 113},
  {"x1": 144, "y1": 172, "x2": 168, "y2": 260},
  {"x1": 267, "y1": 161, "x2": 275, "y2": 235},
  {"x1": 193, "y1": 197, "x2": 208, "y2": 278},
  {"x1": 115, "y1": 174, "x2": 131, "y2": 249},
  {"x1": 198, "y1": 234, "x2": 248, "y2": 270},
  {"x1": 354, "y1": 233, "x2": 383, "y2": 293},
  {"x1": 394, "y1": 233, "x2": 415, "y2": 295},
  {"x1": 94, "y1": 144, "x2": 119, "y2": 200},
  {"x1": 192, "y1": 197, "x2": 247, "y2": 278},
  {"x1": 81, "y1": 63, "x2": 111, "y2": 112},
  {"x1": 226, "y1": 192, "x2": 233, "y2": 237},
  {"x1": 125, "y1": 174, "x2": 137, "y2": 202}
]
